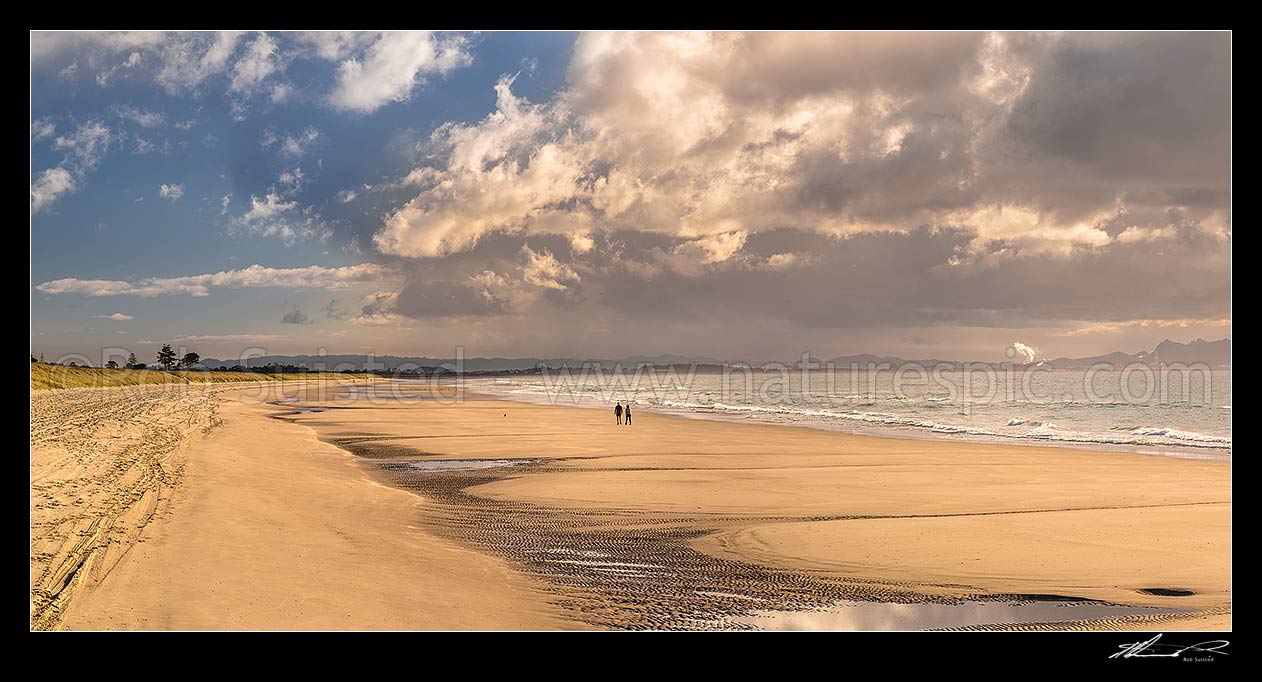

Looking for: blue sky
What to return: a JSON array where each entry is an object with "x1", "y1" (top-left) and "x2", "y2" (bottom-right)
[
  {"x1": 31, "y1": 32, "x2": 1230, "y2": 364},
  {"x1": 32, "y1": 31, "x2": 577, "y2": 362}
]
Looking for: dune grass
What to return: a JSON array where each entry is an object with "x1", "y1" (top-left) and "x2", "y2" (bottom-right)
[{"x1": 30, "y1": 362, "x2": 373, "y2": 391}]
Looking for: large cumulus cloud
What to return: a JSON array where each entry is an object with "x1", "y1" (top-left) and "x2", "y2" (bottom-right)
[
  {"x1": 375, "y1": 32, "x2": 1228, "y2": 257},
  {"x1": 362, "y1": 30, "x2": 1229, "y2": 354}
]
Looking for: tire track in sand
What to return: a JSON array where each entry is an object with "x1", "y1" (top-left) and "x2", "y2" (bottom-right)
[{"x1": 30, "y1": 385, "x2": 226, "y2": 630}]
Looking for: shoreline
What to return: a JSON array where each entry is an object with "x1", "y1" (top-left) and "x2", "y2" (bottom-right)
[
  {"x1": 462, "y1": 381, "x2": 1232, "y2": 462},
  {"x1": 37, "y1": 380, "x2": 1231, "y2": 631}
]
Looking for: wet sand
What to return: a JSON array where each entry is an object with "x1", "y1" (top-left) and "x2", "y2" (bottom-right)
[
  {"x1": 300, "y1": 383, "x2": 1230, "y2": 630},
  {"x1": 35, "y1": 380, "x2": 1230, "y2": 630}
]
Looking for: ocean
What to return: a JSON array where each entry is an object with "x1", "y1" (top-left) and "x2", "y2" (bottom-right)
[{"x1": 465, "y1": 366, "x2": 1231, "y2": 459}]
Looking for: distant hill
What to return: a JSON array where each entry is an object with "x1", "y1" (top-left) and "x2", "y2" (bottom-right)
[
  {"x1": 198, "y1": 354, "x2": 580, "y2": 372},
  {"x1": 197, "y1": 354, "x2": 722, "y2": 372},
  {"x1": 1152, "y1": 338, "x2": 1231, "y2": 366},
  {"x1": 1046, "y1": 338, "x2": 1230, "y2": 368},
  {"x1": 199, "y1": 338, "x2": 1230, "y2": 373},
  {"x1": 1044, "y1": 350, "x2": 1151, "y2": 369}
]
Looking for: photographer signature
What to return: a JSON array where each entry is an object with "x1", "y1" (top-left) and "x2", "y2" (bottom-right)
[{"x1": 1111, "y1": 634, "x2": 1230, "y2": 660}]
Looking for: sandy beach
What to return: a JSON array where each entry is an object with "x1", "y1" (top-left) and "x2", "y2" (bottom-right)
[
  {"x1": 33, "y1": 382, "x2": 568, "y2": 630},
  {"x1": 32, "y1": 380, "x2": 1230, "y2": 631}
]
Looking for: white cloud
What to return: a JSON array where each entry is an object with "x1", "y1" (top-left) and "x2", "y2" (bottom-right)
[
  {"x1": 328, "y1": 31, "x2": 472, "y2": 113},
  {"x1": 155, "y1": 31, "x2": 243, "y2": 93},
  {"x1": 292, "y1": 31, "x2": 375, "y2": 60},
  {"x1": 30, "y1": 168, "x2": 76, "y2": 213},
  {"x1": 96, "y1": 51, "x2": 143, "y2": 87},
  {"x1": 1010, "y1": 341, "x2": 1039, "y2": 363},
  {"x1": 31, "y1": 119, "x2": 55, "y2": 142},
  {"x1": 469, "y1": 270, "x2": 510, "y2": 300},
  {"x1": 159, "y1": 183, "x2": 184, "y2": 200},
  {"x1": 53, "y1": 121, "x2": 113, "y2": 171},
  {"x1": 231, "y1": 191, "x2": 330, "y2": 245},
  {"x1": 277, "y1": 167, "x2": 305, "y2": 194},
  {"x1": 113, "y1": 104, "x2": 166, "y2": 128},
  {"x1": 569, "y1": 232, "x2": 595, "y2": 253},
  {"x1": 171, "y1": 333, "x2": 291, "y2": 343},
  {"x1": 35, "y1": 263, "x2": 397, "y2": 297},
  {"x1": 242, "y1": 192, "x2": 298, "y2": 222},
  {"x1": 1115, "y1": 225, "x2": 1177, "y2": 244},
  {"x1": 263, "y1": 126, "x2": 319, "y2": 158},
  {"x1": 521, "y1": 245, "x2": 580, "y2": 290},
  {"x1": 34, "y1": 31, "x2": 473, "y2": 119},
  {"x1": 1059, "y1": 318, "x2": 1231, "y2": 337},
  {"x1": 373, "y1": 32, "x2": 1222, "y2": 266},
  {"x1": 270, "y1": 83, "x2": 294, "y2": 103},
  {"x1": 229, "y1": 32, "x2": 280, "y2": 93},
  {"x1": 766, "y1": 253, "x2": 799, "y2": 270},
  {"x1": 374, "y1": 75, "x2": 583, "y2": 257},
  {"x1": 337, "y1": 189, "x2": 358, "y2": 203},
  {"x1": 31, "y1": 31, "x2": 165, "y2": 64},
  {"x1": 674, "y1": 231, "x2": 747, "y2": 264},
  {"x1": 93, "y1": 312, "x2": 134, "y2": 320}
]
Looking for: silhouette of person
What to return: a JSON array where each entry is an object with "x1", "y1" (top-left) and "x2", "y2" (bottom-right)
[
  {"x1": 624, "y1": 403, "x2": 632, "y2": 426},
  {"x1": 615, "y1": 402, "x2": 623, "y2": 425}
]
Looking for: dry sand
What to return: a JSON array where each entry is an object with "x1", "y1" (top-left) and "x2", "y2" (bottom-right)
[
  {"x1": 33, "y1": 382, "x2": 568, "y2": 630},
  {"x1": 31, "y1": 384, "x2": 223, "y2": 629},
  {"x1": 33, "y1": 380, "x2": 1230, "y2": 630}
]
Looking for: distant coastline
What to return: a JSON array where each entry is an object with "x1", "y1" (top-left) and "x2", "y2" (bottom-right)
[{"x1": 183, "y1": 337, "x2": 1231, "y2": 374}]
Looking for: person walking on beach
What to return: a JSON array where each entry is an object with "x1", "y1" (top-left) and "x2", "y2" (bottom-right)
[
  {"x1": 615, "y1": 402, "x2": 623, "y2": 425},
  {"x1": 624, "y1": 403, "x2": 632, "y2": 426}
]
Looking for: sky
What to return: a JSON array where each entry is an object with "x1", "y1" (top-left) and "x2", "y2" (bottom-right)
[{"x1": 30, "y1": 31, "x2": 1231, "y2": 365}]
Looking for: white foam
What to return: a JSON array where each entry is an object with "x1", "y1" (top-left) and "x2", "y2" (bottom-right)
[
  {"x1": 656, "y1": 400, "x2": 1230, "y2": 450},
  {"x1": 467, "y1": 377, "x2": 1231, "y2": 453}
]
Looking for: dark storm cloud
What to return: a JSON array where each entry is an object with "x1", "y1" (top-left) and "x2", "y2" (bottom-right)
[
  {"x1": 385, "y1": 278, "x2": 508, "y2": 318},
  {"x1": 378, "y1": 217, "x2": 1227, "y2": 335},
  {"x1": 1007, "y1": 33, "x2": 1228, "y2": 176},
  {"x1": 613, "y1": 31, "x2": 988, "y2": 107},
  {"x1": 280, "y1": 306, "x2": 311, "y2": 324},
  {"x1": 986, "y1": 32, "x2": 1230, "y2": 222},
  {"x1": 320, "y1": 299, "x2": 349, "y2": 320}
]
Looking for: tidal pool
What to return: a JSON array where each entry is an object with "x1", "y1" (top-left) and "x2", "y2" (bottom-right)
[{"x1": 728, "y1": 599, "x2": 1185, "y2": 631}]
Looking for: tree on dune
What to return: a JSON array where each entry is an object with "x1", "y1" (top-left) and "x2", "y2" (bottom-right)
[
  {"x1": 182, "y1": 352, "x2": 200, "y2": 369},
  {"x1": 106, "y1": 360, "x2": 119, "y2": 369},
  {"x1": 157, "y1": 344, "x2": 177, "y2": 370},
  {"x1": 126, "y1": 352, "x2": 139, "y2": 369}
]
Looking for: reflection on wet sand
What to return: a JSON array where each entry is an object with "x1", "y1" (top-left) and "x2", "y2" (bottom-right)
[
  {"x1": 278, "y1": 381, "x2": 1228, "y2": 631},
  {"x1": 727, "y1": 599, "x2": 1187, "y2": 631}
]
